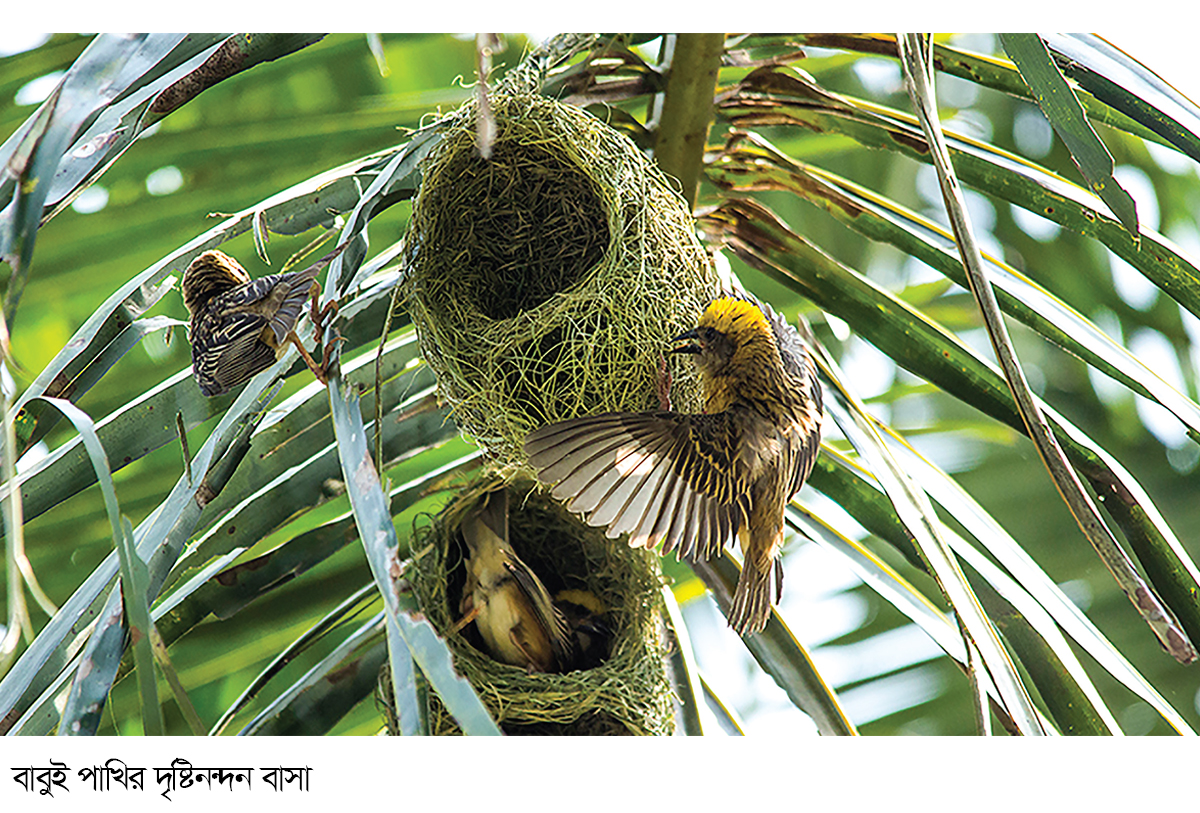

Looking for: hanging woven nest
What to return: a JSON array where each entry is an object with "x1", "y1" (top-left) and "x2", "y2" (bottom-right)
[
  {"x1": 405, "y1": 473, "x2": 675, "y2": 736},
  {"x1": 401, "y1": 91, "x2": 719, "y2": 468}
]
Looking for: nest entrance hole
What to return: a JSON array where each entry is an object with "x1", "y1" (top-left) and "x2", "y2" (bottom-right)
[{"x1": 424, "y1": 140, "x2": 609, "y2": 321}]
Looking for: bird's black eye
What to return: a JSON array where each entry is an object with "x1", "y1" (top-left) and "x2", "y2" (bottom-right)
[{"x1": 702, "y1": 326, "x2": 717, "y2": 342}]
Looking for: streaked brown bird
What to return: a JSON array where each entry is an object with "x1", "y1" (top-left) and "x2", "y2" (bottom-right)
[
  {"x1": 450, "y1": 486, "x2": 576, "y2": 673},
  {"x1": 524, "y1": 295, "x2": 823, "y2": 636},
  {"x1": 181, "y1": 246, "x2": 342, "y2": 396}
]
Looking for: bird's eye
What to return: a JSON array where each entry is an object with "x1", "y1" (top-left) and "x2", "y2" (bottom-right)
[{"x1": 702, "y1": 327, "x2": 717, "y2": 341}]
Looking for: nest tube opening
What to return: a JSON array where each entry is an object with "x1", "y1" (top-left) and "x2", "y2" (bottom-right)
[{"x1": 417, "y1": 139, "x2": 610, "y2": 321}]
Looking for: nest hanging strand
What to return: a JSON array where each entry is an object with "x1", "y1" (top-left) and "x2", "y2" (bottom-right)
[
  {"x1": 401, "y1": 90, "x2": 719, "y2": 467},
  {"x1": 498, "y1": 33, "x2": 601, "y2": 96}
]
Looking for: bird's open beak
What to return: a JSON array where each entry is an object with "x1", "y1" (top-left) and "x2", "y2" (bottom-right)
[{"x1": 669, "y1": 328, "x2": 701, "y2": 354}]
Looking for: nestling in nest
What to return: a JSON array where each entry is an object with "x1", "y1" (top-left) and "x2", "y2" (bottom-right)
[{"x1": 407, "y1": 474, "x2": 674, "y2": 736}]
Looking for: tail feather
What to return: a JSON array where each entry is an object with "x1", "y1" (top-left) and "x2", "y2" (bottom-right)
[
  {"x1": 267, "y1": 262, "x2": 322, "y2": 344},
  {"x1": 728, "y1": 560, "x2": 773, "y2": 636},
  {"x1": 267, "y1": 241, "x2": 349, "y2": 343}
]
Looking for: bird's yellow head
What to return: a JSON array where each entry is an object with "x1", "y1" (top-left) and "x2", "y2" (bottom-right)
[
  {"x1": 181, "y1": 250, "x2": 251, "y2": 317},
  {"x1": 670, "y1": 297, "x2": 779, "y2": 381}
]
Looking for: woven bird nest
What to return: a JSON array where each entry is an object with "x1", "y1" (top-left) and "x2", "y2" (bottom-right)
[
  {"x1": 407, "y1": 474, "x2": 674, "y2": 736},
  {"x1": 401, "y1": 92, "x2": 719, "y2": 467}
]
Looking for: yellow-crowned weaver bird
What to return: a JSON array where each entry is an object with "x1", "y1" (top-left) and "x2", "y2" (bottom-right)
[
  {"x1": 524, "y1": 295, "x2": 823, "y2": 636},
  {"x1": 181, "y1": 245, "x2": 344, "y2": 396},
  {"x1": 450, "y1": 486, "x2": 576, "y2": 673}
]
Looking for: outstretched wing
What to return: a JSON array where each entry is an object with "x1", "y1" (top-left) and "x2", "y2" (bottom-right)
[
  {"x1": 525, "y1": 411, "x2": 751, "y2": 561},
  {"x1": 269, "y1": 265, "x2": 322, "y2": 345},
  {"x1": 235, "y1": 263, "x2": 321, "y2": 347}
]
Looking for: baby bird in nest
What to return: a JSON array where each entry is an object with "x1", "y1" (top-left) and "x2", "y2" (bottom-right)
[
  {"x1": 525, "y1": 294, "x2": 823, "y2": 636},
  {"x1": 181, "y1": 244, "x2": 345, "y2": 396},
  {"x1": 451, "y1": 487, "x2": 575, "y2": 673},
  {"x1": 554, "y1": 588, "x2": 613, "y2": 670}
]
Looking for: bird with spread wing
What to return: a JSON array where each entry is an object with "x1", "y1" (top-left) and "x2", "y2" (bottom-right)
[
  {"x1": 525, "y1": 295, "x2": 823, "y2": 636},
  {"x1": 181, "y1": 244, "x2": 345, "y2": 396}
]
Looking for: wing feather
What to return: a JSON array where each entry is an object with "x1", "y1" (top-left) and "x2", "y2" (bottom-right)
[
  {"x1": 526, "y1": 411, "x2": 750, "y2": 560},
  {"x1": 786, "y1": 357, "x2": 824, "y2": 500},
  {"x1": 589, "y1": 439, "x2": 674, "y2": 529},
  {"x1": 609, "y1": 455, "x2": 676, "y2": 544},
  {"x1": 568, "y1": 430, "x2": 673, "y2": 515},
  {"x1": 266, "y1": 263, "x2": 322, "y2": 344},
  {"x1": 628, "y1": 465, "x2": 685, "y2": 548},
  {"x1": 693, "y1": 497, "x2": 718, "y2": 562},
  {"x1": 192, "y1": 310, "x2": 276, "y2": 396},
  {"x1": 658, "y1": 478, "x2": 697, "y2": 557},
  {"x1": 550, "y1": 435, "x2": 633, "y2": 506},
  {"x1": 555, "y1": 448, "x2": 643, "y2": 509},
  {"x1": 532, "y1": 426, "x2": 630, "y2": 486},
  {"x1": 505, "y1": 557, "x2": 575, "y2": 667},
  {"x1": 678, "y1": 488, "x2": 702, "y2": 558}
]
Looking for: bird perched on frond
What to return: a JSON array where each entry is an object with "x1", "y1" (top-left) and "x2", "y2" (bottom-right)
[
  {"x1": 450, "y1": 486, "x2": 576, "y2": 673},
  {"x1": 181, "y1": 244, "x2": 344, "y2": 396},
  {"x1": 524, "y1": 294, "x2": 823, "y2": 636}
]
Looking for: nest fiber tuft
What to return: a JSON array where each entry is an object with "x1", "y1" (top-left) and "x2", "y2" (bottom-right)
[
  {"x1": 402, "y1": 92, "x2": 719, "y2": 466},
  {"x1": 407, "y1": 475, "x2": 674, "y2": 736}
]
